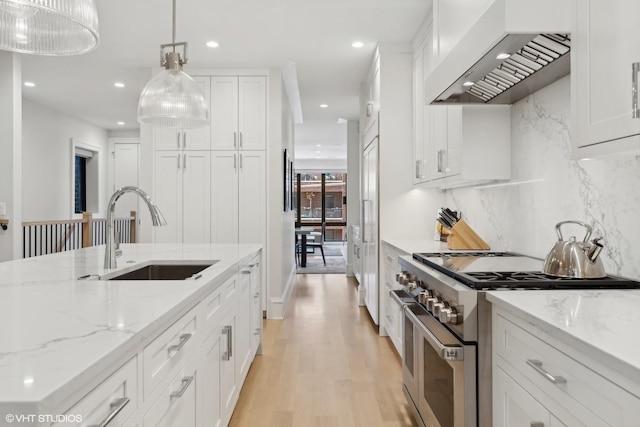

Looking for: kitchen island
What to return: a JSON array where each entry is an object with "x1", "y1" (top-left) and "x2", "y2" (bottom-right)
[
  {"x1": 488, "y1": 290, "x2": 640, "y2": 426},
  {"x1": 0, "y1": 243, "x2": 262, "y2": 427}
]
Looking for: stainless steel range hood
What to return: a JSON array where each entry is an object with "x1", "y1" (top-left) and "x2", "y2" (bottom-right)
[{"x1": 425, "y1": 0, "x2": 571, "y2": 105}]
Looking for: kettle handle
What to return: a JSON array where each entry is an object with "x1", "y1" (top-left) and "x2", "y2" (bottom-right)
[{"x1": 555, "y1": 220, "x2": 592, "y2": 242}]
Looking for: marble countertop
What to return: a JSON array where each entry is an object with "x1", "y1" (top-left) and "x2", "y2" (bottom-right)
[
  {"x1": 487, "y1": 290, "x2": 640, "y2": 393},
  {"x1": 0, "y1": 243, "x2": 260, "y2": 410},
  {"x1": 381, "y1": 238, "x2": 448, "y2": 255}
]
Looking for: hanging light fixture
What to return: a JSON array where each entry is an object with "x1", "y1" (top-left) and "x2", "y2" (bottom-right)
[
  {"x1": 137, "y1": 0, "x2": 208, "y2": 128},
  {"x1": 0, "y1": 0, "x2": 99, "y2": 55}
]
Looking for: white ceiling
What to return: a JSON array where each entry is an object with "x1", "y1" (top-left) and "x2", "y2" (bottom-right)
[{"x1": 19, "y1": 0, "x2": 430, "y2": 161}]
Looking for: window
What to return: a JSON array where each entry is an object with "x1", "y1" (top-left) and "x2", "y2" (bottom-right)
[
  {"x1": 74, "y1": 155, "x2": 87, "y2": 214},
  {"x1": 71, "y1": 140, "x2": 101, "y2": 217}
]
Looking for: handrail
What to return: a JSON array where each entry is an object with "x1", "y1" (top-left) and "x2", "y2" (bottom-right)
[{"x1": 22, "y1": 211, "x2": 137, "y2": 258}]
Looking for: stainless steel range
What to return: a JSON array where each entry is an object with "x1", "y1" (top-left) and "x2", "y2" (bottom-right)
[{"x1": 393, "y1": 251, "x2": 640, "y2": 427}]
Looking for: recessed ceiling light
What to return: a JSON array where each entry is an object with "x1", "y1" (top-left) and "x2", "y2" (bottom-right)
[
  {"x1": 352, "y1": 41, "x2": 364, "y2": 48},
  {"x1": 117, "y1": 121, "x2": 125, "y2": 126},
  {"x1": 206, "y1": 41, "x2": 219, "y2": 48},
  {"x1": 316, "y1": 144, "x2": 322, "y2": 147},
  {"x1": 462, "y1": 81, "x2": 475, "y2": 87},
  {"x1": 496, "y1": 53, "x2": 511, "y2": 60},
  {"x1": 23, "y1": 81, "x2": 35, "y2": 87},
  {"x1": 114, "y1": 82, "x2": 125, "y2": 88},
  {"x1": 320, "y1": 104, "x2": 328, "y2": 108}
]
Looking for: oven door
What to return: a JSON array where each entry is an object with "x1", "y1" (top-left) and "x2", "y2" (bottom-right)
[{"x1": 404, "y1": 304, "x2": 477, "y2": 427}]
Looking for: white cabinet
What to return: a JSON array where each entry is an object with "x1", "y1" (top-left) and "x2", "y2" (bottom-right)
[
  {"x1": 412, "y1": 15, "x2": 511, "y2": 189},
  {"x1": 211, "y1": 76, "x2": 267, "y2": 151},
  {"x1": 53, "y1": 356, "x2": 138, "y2": 427},
  {"x1": 493, "y1": 307, "x2": 640, "y2": 427},
  {"x1": 379, "y1": 241, "x2": 407, "y2": 354},
  {"x1": 351, "y1": 225, "x2": 362, "y2": 284},
  {"x1": 210, "y1": 151, "x2": 265, "y2": 245},
  {"x1": 144, "y1": 360, "x2": 198, "y2": 427},
  {"x1": 362, "y1": 140, "x2": 378, "y2": 325},
  {"x1": 572, "y1": 0, "x2": 640, "y2": 158},
  {"x1": 153, "y1": 76, "x2": 211, "y2": 151},
  {"x1": 424, "y1": 105, "x2": 511, "y2": 188},
  {"x1": 153, "y1": 151, "x2": 211, "y2": 244},
  {"x1": 494, "y1": 365, "x2": 566, "y2": 427}
]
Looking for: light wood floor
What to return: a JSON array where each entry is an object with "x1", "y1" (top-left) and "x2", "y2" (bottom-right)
[{"x1": 229, "y1": 274, "x2": 419, "y2": 427}]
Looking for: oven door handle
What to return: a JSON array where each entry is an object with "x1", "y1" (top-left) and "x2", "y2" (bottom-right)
[{"x1": 404, "y1": 305, "x2": 464, "y2": 361}]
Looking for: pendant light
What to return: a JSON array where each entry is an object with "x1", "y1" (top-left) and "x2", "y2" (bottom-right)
[
  {"x1": 0, "y1": 0, "x2": 99, "y2": 55},
  {"x1": 137, "y1": 0, "x2": 209, "y2": 128}
]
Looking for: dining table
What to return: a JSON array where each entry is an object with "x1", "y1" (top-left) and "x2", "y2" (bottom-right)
[{"x1": 295, "y1": 227, "x2": 316, "y2": 267}]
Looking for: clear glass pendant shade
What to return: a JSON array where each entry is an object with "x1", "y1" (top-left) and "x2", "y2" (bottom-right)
[
  {"x1": 137, "y1": 69, "x2": 209, "y2": 128},
  {"x1": 0, "y1": 0, "x2": 99, "y2": 55}
]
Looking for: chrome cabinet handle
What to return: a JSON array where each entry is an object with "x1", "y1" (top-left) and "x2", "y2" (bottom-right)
[
  {"x1": 183, "y1": 154, "x2": 187, "y2": 169},
  {"x1": 633, "y1": 62, "x2": 640, "y2": 119},
  {"x1": 239, "y1": 153, "x2": 243, "y2": 170},
  {"x1": 176, "y1": 132, "x2": 180, "y2": 149},
  {"x1": 222, "y1": 325, "x2": 232, "y2": 360},
  {"x1": 177, "y1": 153, "x2": 181, "y2": 169},
  {"x1": 530, "y1": 423, "x2": 544, "y2": 427},
  {"x1": 168, "y1": 333, "x2": 192, "y2": 354},
  {"x1": 239, "y1": 131, "x2": 243, "y2": 149},
  {"x1": 233, "y1": 153, "x2": 237, "y2": 170},
  {"x1": 416, "y1": 160, "x2": 424, "y2": 179},
  {"x1": 183, "y1": 131, "x2": 187, "y2": 148},
  {"x1": 437, "y1": 150, "x2": 443, "y2": 173},
  {"x1": 170, "y1": 376, "x2": 194, "y2": 399},
  {"x1": 87, "y1": 397, "x2": 130, "y2": 427},
  {"x1": 254, "y1": 292, "x2": 260, "y2": 298},
  {"x1": 254, "y1": 328, "x2": 260, "y2": 335},
  {"x1": 526, "y1": 359, "x2": 566, "y2": 384},
  {"x1": 233, "y1": 131, "x2": 237, "y2": 148}
]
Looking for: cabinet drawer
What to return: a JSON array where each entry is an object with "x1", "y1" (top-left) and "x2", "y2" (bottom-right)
[
  {"x1": 201, "y1": 275, "x2": 237, "y2": 333},
  {"x1": 55, "y1": 356, "x2": 137, "y2": 427},
  {"x1": 144, "y1": 307, "x2": 198, "y2": 399},
  {"x1": 494, "y1": 313, "x2": 640, "y2": 426},
  {"x1": 144, "y1": 359, "x2": 197, "y2": 427}
]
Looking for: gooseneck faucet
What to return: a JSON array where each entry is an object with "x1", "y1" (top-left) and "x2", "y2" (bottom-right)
[{"x1": 104, "y1": 186, "x2": 167, "y2": 269}]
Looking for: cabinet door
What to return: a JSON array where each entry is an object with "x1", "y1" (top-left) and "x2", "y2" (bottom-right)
[
  {"x1": 238, "y1": 151, "x2": 266, "y2": 244},
  {"x1": 154, "y1": 151, "x2": 182, "y2": 243},
  {"x1": 211, "y1": 151, "x2": 239, "y2": 243},
  {"x1": 494, "y1": 365, "x2": 565, "y2": 427},
  {"x1": 183, "y1": 76, "x2": 211, "y2": 150},
  {"x1": 211, "y1": 76, "x2": 239, "y2": 150},
  {"x1": 182, "y1": 151, "x2": 211, "y2": 243},
  {"x1": 220, "y1": 309, "x2": 237, "y2": 426},
  {"x1": 237, "y1": 266, "x2": 252, "y2": 382},
  {"x1": 362, "y1": 142, "x2": 378, "y2": 324},
  {"x1": 197, "y1": 329, "x2": 223, "y2": 427},
  {"x1": 144, "y1": 361, "x2": 197, "y2": 427},
  {"x1": 238, "y1": 77, "x2": 267, "y2": 150},
  {"x1": 426, "y1": 106, "x2": 448, "y2": 181},
  {"x1": 574, "y1": 0, "x2": 640, "y2": 149}
]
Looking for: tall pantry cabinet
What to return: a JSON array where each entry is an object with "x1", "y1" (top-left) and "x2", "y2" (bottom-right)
[
  {"x1": 150, "y1": 73, "x2": 267, "y2": 248},
  {"x1": 359, "y1": 45, "x2": 414, "y2": 331}
]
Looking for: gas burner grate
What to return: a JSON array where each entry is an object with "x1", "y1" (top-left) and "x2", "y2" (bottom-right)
[
  {"x1": 461, "y1": 271, "x2": 640, "y2": 290},
  {"x1": 413, "y1": 251, "x2": 518, "y2": 260}
]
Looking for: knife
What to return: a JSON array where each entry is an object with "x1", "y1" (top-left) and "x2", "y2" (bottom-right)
[
  {"x1": 440, "y1": 208, "x2": 458, "y2": 226},
  {"x1": 437, "y1": 216, "x2": 452, "y2": 229}
]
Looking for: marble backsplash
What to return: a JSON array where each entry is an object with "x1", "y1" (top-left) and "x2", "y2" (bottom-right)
[{"x1": 446, "y1": 75, "x2": 640, "y2": 280}]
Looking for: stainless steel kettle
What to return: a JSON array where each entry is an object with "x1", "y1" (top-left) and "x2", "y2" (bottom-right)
[{"x1": 543, "y1": 220, "x2": 606, "y2": 278}]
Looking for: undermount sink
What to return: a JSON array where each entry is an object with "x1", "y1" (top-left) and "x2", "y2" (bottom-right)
[{"x1": 104, "y1": 261, "x2": 218, "y2": 281}]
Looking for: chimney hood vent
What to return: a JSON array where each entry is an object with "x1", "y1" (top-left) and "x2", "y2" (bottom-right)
[{"x1": 425, "y1": 0, "x2": 570, "y2": 105}]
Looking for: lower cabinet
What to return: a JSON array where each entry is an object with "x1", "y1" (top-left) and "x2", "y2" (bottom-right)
[
  {"x1": 379, "y1": 241, "x2": 407, "y2": 354},
  {"x1": 493, "y1": 307, "x2": 640, "y2": 427},
  {"x1": 52, "y1": 252, "x2": 262, "y2": 427}
]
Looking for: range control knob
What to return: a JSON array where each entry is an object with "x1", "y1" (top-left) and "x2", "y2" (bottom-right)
[
  {"x1": 396, "y1": 272, "x2": 413, "y2": 285},
  {"x1": 438, "y1": 306, "x2": 461, "y2": 325},
  {"x1": 426, "y1": 296, "x2": 442, "y2": 313},
  {"x1": 432, "y1": 301, "x2": 448, "y2": 317},
  {"x1": 406, "y1": 280, "x2": 420, "y2": 291}
]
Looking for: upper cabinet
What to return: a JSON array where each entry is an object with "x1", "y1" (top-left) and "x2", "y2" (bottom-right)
[
  {"x1": 154, "y1": 76, "x2": 212, "y2": 151},
  {"x1": 413, "y1": 16, "x2": 511, "y2": 189},
  {"x1": 211, "y1": 76, "x2": 267, "y2": 151},
  {"x1": 572, "y1": 0, "x2": 640, "y2": 158}
]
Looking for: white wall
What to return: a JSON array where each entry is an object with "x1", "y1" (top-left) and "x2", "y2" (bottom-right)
[
  {"x1": 266, "y1": 70, "x2": 296, "y2": 319},
  {"x1": 22, "y1": 99, "x2": 109, "y2": 221},
  {"x1": 346, "y1": 120, "x2": 360, "y2": 275},
  {"x1": 446, "y1": 75, "x2": 640, "y2": 280}
]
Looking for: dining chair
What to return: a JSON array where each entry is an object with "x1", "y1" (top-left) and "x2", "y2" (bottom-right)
[{"x1": 306, "y1": 222, "x2": 326, "y2": 265}]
